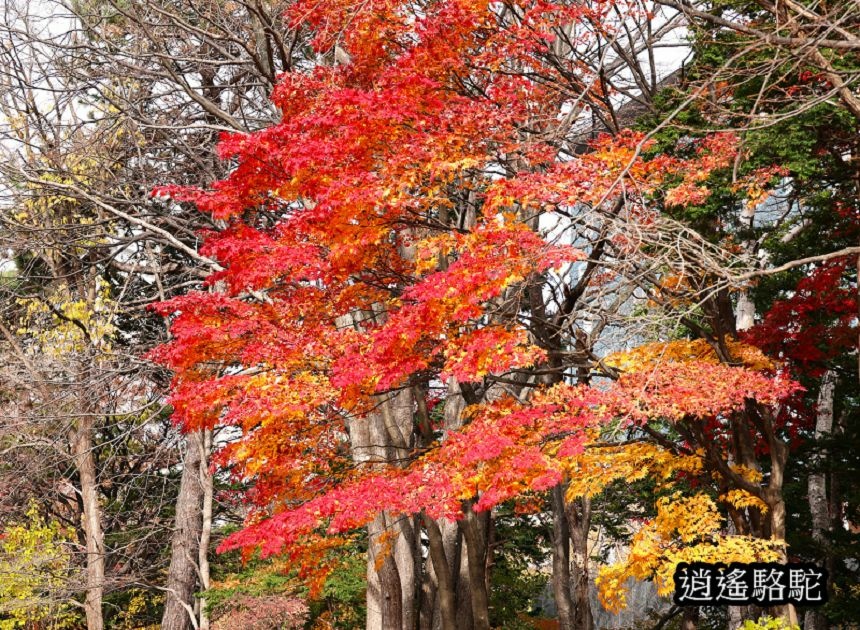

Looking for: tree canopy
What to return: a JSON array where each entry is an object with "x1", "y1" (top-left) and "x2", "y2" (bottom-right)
[{"x1": 1, "y1": 0, "x2": 857, "y2": 628}]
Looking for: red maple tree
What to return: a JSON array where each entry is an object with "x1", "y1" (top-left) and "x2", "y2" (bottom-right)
[{"x1": 150, "y1": 1, "x2": 803, "y2": 627}]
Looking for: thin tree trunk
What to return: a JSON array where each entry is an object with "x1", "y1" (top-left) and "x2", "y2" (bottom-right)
[
  {"x1": 424, "y1": 515, "x2": 457, "y2": 630},
  {"x1": 440, "y1": 378, "x2": 473, "y2": 629},
  {"x1": 444, "y1": 519, "x2": 472, "y2": 630},
  {"x1": 343, "y1": 380, "x2": 385, "y2": 630},
  {"x1": 568, "y1": 496, "x2": 593, "y2": 630},
  {"x1": 72, "y1": 415, "x2": 104, "y2": 630},
  {"x1": 198, "y1": 430, "x2": 213, "y2": 630},
  {"x1": 552, "y1": 485, "x2": 575, "y2": 630},
  {"x1": 735, "y1": 290, "x2": 756, "y2": 331},
  {"x1": 805, "y1": 371, "x2": 836, "y2": 630},
  {"x1": 369, "y1": 512, "x2": 404, "y2": 630},
  {"x1": 459, "y1": 506, "x2": 490, "y2": 630},
  {"x1": 809, "y1": 372, "x2": 836, "y2": 540},
  {"x1": 367, "y1": 531, "x2": 384, "y2": 630},
  {"x1": 380, "y1": 538, "x2": 404, "y2": 629},
  {"x1": 161, "y1": 431, "x2": 205, "y2": 630},
  {"x1": 419, "y1": 566, "x2": 435, "y2": 630},
  {"x1": 409, "y1": 515, "x2": 423, "y2": 630},
  {"x1": 762, "y1": 424, "x2": 798, "y2": 627},
  {"x1": 386, "y1": 391, "x2": 419, "y2": 629}
]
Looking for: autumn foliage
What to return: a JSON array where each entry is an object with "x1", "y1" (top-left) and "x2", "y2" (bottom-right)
[{"x1": 149, "y1": 0, "x2": 823, "y2": 624}]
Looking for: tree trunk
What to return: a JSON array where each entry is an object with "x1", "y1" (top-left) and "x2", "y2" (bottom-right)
[
  {"x1": 762, "y1": 423, "x2": 798, "y2": 627},
  {"x1": 71, "y1": 415, "x2": 104, "y2": 630},
  {"x1": 439, "y1": 378, "x2": 475, "y2": 629},
  {"x1": 348, "y1": 385, "x2": 418, "y2": 630},
  {"x1": 805, "y1": 371, "x2": 836, "y2": 630},
  {"x1": 552, "y1": 485, "x2": 575, "y2": 630},
  {"x1": 367, "y1": 527, "x2": 384, "y2": 630},
  {"x1": 809, "y1": 372, "x2": 836, "y2": 540},
  {"x1": 568, "y1": 496, "x2": 593, "y2": 630},
  {"x1": 198, "y1": 430, "x2": 213, "y2": 630},
  {"x1": 385, "y1": 391, "x2": 419, "y2": 629},
  {"x1": 459, "y1": 506, "x2": 490, "y2": 630},
  {"x1": 436, "y1": 517, "x2": 472, "y2": 630},
  {"x1": 368, "y1": 512, "x2": 404, "y2": 630},
  {"x1": 735, "y1": 290, "x2": 756, "y2": 331},
  {"x1": 424, "y1": 515, "x2": 457, "y2": 630},
  {"x1": 161, "y1": 430, "x2": 205, "y2": 630},
  {"x1": 343, "y1": 383, "x2": 385, "y2": 630}
]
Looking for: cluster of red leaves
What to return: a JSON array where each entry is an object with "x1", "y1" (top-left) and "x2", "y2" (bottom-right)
[{"x1": 744, "y1": 260, "x2": 857, "y2": 377}]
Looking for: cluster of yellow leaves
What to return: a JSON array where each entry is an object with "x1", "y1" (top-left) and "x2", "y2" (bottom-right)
[
  {"x1": 742, "y1": 616, "x2": 800, "y2": 630},
  {"x1": 111, "y1": 588, "x2": 164, "y2": 630},
  {"x1": 718, "y1": 465, "x2": 769, "y2": 512},
  {"x1": 603, "y1": 338, "x2": 776, "y2": 372},
  {"x1": 563, "y1": 434, "x2": 782, "y2": 613},
  {"x1": 17, "y1": 276, "x2": 117, "y2": 355},
  {"x1": 722, "y1": 489, "x2": 770, "y2": 513},
  {"x1": 560, "y1": 338, "x2": 787, "y2": 614},
  {"x1": 728, "y1": 463, "x2": 764, "y2": 485},
  {"x1": 595, "y1": 493, "x2": 784, "y2": 612},
  {"x1": 563, "y1": 437, "x2": 703, "y2": 501},
  {"x1": 16, "y1": 153, "x2": 108, "y2": 226},
  {"x1": 0, "y1": 504, "x2": 79, "y2": 630}
]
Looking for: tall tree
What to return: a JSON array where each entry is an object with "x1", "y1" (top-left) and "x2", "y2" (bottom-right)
[{"x1": 151, "y1": 2, "x2": 816, "y2": 629}]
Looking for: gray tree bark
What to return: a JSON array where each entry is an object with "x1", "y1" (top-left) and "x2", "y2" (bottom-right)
[
  {"x1": 348, "y1": 386, "x2": 417, "y2": 630},
  {"x1": 568, "y1": 496, "x2": 593, "y2": 630},
  {"x1": 459, "y1": 506, "x2": 491, "y2": 630},
  {"x1": 161, "y1": 430, "x2": 205, "y2": 630},
  {"x1": 805, "y1": 371, "x2": 836, "y2": 630},
  {"x1": 367, "y1": 512, "x2": 404, "y2": 630},
  {"x1": 423, "y1": 515, "x2": 458, "y2": 630},
  {"x1": 71, "y1": 412, "x2": 105, "y2": 630},
  {"x1": 552, "y1": 485, "x2": 575, "y2": 630},
  {"x1": 198, "y1": 429, "x2": 213, "y2": 630}
]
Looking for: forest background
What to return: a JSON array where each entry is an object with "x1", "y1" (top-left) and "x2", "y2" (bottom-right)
[{"x1": 0, "y1": 0, "x2": 857, "y2": 629}]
